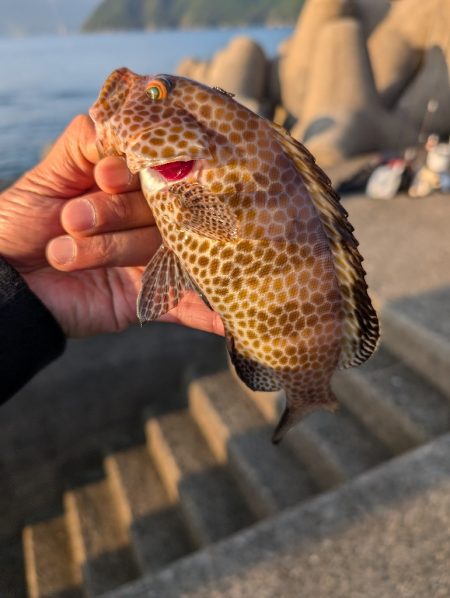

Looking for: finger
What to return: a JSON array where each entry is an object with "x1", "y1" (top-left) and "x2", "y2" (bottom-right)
[
  {"x1": 47, "y1": 227, "x2": 161, "y2": 271},
  {"x1": 95, "y1": 156, "x2": 141, "y2": 193},
  {"x1": 28, "y1": 115, "x2": 99, "y2": 198},
  {"x1": 159, "y1": 292, "x2": 225, "y2": 336},
  {"x1": 51, "y1": 114, "x2": 99, "y2": 165},
  {"x1": 61, "y1": 190, "x2": 155, "y2": 236}
]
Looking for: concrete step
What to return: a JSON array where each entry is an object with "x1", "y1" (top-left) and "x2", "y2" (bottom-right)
[
  {"x1": 333, "y1": 346, "x2": 450, "y2": 454},
  {"x1": 105, "y1": 445, "x2": 192, "y2": 573},
  {"x1": 232, "y1": 366, "x2": 390, "y2": 490},
  {"x1": 98, "y1": 432, "x2": 450, "y2": 598},
  {"x1": 378, "y1": 300, "x2": 450, "y2": 401},
  {"x1": 146, "y1": 411, "x2": 256, "y2": 547},
  {"x1": 189, "y1": 371, "x2": 317, "y2": 517},
  {"x1": 23, "y1": 516, "x2": 82, "y2": 598},
  {"x1": 286, "y1": 407, "x2": 390, "y2": 490},
  {"x1": 65, "y1": 478, "x2": 138, "y2": 597}
]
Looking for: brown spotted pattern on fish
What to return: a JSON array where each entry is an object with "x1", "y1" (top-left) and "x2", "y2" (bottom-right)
[{"x1": 90, "y1": 68, "x2": 379, "y2": 442}]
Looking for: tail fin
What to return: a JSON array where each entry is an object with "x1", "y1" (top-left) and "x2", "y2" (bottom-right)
[{"x1": 272, "y1": 390, "x2": 338, "y2": 444}]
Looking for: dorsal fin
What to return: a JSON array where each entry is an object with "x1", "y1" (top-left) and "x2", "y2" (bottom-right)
[{"x1": 271, "y1": 123, "x2": 379, "y2": 368}]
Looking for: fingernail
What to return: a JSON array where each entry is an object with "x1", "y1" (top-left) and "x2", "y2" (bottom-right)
[
  {"x1": 49, "y1": 236, "x2": 76, "y2": 264},
  {"x1": 127, "y1": 167, "x2": 137, "y2": 187},
  {"x1": 107, "y1": 157, "x2": 131, "y2": 188},
  {"x1": 64, "y1": 199, "x2": 96, "y2": 231}
]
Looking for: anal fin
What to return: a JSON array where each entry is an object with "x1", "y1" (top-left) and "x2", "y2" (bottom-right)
[{"x1": 137, "y1": 244, "x2": 194, "y2": 324}]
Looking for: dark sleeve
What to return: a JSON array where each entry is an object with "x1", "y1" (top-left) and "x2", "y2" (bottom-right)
[{"x1": 0, "y1": 258, "x2": 66, "y2": 402}]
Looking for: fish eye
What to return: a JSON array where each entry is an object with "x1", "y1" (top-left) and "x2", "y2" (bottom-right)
[{"x1": 145, "y1": 78, "x2": 169, "y2": 101}]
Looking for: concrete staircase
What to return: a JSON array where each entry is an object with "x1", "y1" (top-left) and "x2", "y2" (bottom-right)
[{"x1": 21, "y1": 296, "x2": 450, "y2": 598}]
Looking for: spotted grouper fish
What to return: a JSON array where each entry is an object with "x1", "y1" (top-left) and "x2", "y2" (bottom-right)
[{"x1": 89, "y1": 68, "x2": 379, "y2": 442}]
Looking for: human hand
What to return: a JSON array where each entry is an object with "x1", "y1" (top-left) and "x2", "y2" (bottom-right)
[{"x1": 0, "y1": 115, "x2": 224, "y2": 338}]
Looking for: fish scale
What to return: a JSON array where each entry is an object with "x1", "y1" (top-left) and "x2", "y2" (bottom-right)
[{"x1": 90, "y1": 68, "x2": 379, "y2": 442}]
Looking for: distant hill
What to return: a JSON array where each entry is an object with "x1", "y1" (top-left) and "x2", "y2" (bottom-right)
[
  {"x1": 82, "y1": 0, "x2": 304, "y2": 31},
  {"x1": 0, "y1": 0, "x2": 101, "y2": 36}
]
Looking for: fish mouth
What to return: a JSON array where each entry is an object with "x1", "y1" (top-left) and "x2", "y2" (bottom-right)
[{"x1": 150, "y1": 160, "x2": 196, "y2": 182}]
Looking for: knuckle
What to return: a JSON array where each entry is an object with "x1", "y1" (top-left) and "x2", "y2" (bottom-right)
[
  {"x1": 67, "y1": 114, "x2": 95, "y2": 163},
  {"x1": 68, "y1": 114, "x2": 89, "y2": 136},
  {"x1": 109, "y1": 193, "x2": 133, "y2": 223},
  {"x1": 92, "y1": 233, "x2": 116, "y2": 264}
]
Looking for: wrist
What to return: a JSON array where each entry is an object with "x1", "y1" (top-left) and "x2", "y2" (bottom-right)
[{"x1": 0, "y1": 257, "x2": 66, "y2": 399}]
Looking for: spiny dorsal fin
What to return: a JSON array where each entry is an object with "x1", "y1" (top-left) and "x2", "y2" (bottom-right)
[
  {"x1": 271, "y1": 123, "x2": 380, "y2": 368},
  {"x1": 212, "y1": 86, "x2": 235, "y2": 98}
]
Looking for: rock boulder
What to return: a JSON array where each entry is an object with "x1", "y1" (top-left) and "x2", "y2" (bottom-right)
[
  {"x1": 207, "y1": 36, "x2": 268, "y2": 101},
  {"x1": 294, "y1": 18, "x2": 416, "y2": 167},
  {"x1": 395, "y1": 45, "x2": 450, "y2": 140},
  {"x1": 368, "y1": 0, "x2": 449, "y2": 107},
  {"x1": 279, "y1": 0, "x2": 353, "y2": 120},
  {"x1": 352, "y1": 0, "x2": 390, "y2": 37},
  {"x1": 176, "y1": 57, "x2": 210, "y2": 84}
]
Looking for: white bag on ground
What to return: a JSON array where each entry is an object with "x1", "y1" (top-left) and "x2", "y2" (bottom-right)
[{"x1": 366, "y1": 161, "x2": 405, "y2": 200}]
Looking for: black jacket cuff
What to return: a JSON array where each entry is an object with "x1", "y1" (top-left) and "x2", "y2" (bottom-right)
[{"x1": 0, "y1": 258, "x2": 66, "y2": 402}]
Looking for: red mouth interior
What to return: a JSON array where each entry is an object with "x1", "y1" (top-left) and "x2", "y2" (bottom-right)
[{"x1": 152, "y1": 160, "x2": 195, "y2": 181}]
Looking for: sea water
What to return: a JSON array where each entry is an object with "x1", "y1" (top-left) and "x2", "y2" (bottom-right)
[{"x1": 0, "y1": 27, "x2": 291, "y2": 183}]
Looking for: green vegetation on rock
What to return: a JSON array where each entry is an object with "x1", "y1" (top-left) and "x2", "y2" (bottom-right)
[{"x1": 82, "y1": 0, "x2": 304, "y2": 31}]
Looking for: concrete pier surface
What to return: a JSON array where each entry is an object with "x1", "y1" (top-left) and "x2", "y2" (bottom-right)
[{"x1": 2, "y1": 191, "x2": 450, "y2": 597}]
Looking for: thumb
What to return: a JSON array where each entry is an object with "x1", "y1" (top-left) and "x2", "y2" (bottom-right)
[{"x1": 28, "y1": 114, "x2": 100, "y2": 199}]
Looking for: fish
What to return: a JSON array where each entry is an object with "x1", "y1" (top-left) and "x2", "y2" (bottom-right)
[{"x1": 89, "y1": 67, "x2": 379, "y2": 443}]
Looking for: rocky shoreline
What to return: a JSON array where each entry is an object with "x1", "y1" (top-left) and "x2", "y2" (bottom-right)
[{"x1": 3, "y1": 1, "x2": 448, "y2": 192}]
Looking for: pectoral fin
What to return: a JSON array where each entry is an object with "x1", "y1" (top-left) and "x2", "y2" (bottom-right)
[
  {"x1": 137, "y1": 244, "x2": 194, "y2": 324},
  {"x1": 170, "y1": 181, "x2": 239, "y2": 241}
]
